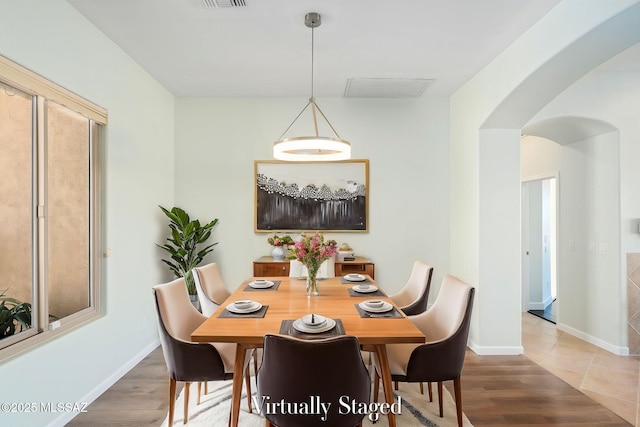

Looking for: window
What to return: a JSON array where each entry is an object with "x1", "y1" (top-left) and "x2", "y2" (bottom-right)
[{"x1": 0, "y1": 55, "x2": 106, "y2": 360}]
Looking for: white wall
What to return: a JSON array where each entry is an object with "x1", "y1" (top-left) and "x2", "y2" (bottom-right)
[
  {"x1": 0, "y1": 1, "x2": 175, "y2": 425},
  {"x1": 529, "y1": 71, "x2": 640, "y2": 256},
  {"x1": 174, "y1": 97, "x2": 451, "y2": 295},
  {"x1": 522, "y1": 132, "x2": 622, "y2": 351},
  {"x1": 450, "y1": 0, "x2": 640, "y2": 354},
  {"x1": 525, "y1": 62, "x2": 640, "y2": 351},
  {"x1": 563, "y1": 133, "x2": 620, "y2": 344},
  {"x1": 522, "y1": 141, "x2": 562, "y2": 311}
]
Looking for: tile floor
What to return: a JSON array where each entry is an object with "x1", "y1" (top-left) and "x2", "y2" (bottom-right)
[{"x1": 522, "y1": 312, "x2": 640, "y2": 426}]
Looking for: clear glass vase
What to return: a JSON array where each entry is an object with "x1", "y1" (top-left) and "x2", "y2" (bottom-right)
[{"x1": 306, "y1": 265, "x2": 320, "y2": 296}]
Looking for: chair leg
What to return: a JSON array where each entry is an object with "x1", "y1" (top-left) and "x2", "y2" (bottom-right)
[
  {"x1": 245, "y1": 364, "x2": 253, "y2": 413},
  {"x1": 197, "y1": 382, "x2": 202, "y2": 405},
  {"x1": 453, "y1": 377, "x2": 463, "y2": 427},
  {"x1": 254, "y1": 351, "x2": 259, "y2": 376},
  {"x1": 394, "y1": 380, "x2": 398, "y2": 390},
  {"x1": 437, "y1": 381, "x2": 444, "y2": 417},
  {"x1": 205, "y1": 381, "x2": 208, "y2": 395},
  {"x1": 419, "y1": 382, "x2": 423, "y2": 394},
  {"x1": 427, "y1": 382, "x2": 433, "y2": 402},
  {"x1": 168, "y1": 378, "x2": 177, "y2": 427},
  {"x1": 184, "y1": 382, "x2": 191, "y2": 424},
  {"x1": 373, "y1": 370, "x2": 380, "y2": 403}
]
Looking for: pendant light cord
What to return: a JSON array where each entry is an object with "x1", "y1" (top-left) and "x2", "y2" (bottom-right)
[
  {"x1": 310, "y1": 24, "x2": 320, "y2": 137},
  {"x1": 275, "y1": 12, "x2": 346, "y2": 143},
  {"x1": 311, "y1": 24, "x2": 315, "y2": 99}
]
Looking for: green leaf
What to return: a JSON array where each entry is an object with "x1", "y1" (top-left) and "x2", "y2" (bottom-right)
[
  {"x1": 156, "y1": 206, "x2": 219, "y2": 295},
  {"x1": 159, "y1": 205, "x2": 181, "y2": 225},
  {"x1": 172, "y1": 207, "x2": 190, "y2": 227}
]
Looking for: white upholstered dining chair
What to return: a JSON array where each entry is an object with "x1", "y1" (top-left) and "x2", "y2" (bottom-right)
[
  {"x1": 289, "y1": 257, "x2": 336, "y2": 279},
  {"x1": 153, "y1": 277, "x2": 252, "y2": 425},
  {"x1": 388, "y1": 261, "x2": 434, "y2": 315},
  {"x1": 192, "y1": 262, "x2": 231, "y2": 317},
  {"x1": 373, "y1": 274, "x2": 475, "y2": 427}
]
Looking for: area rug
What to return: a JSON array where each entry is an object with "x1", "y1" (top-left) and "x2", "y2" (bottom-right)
[{"x1": 160, "y1": 378, "x2": 473, "y2": 427}]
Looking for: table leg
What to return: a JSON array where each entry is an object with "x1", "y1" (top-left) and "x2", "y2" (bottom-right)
[
  {"x1": 229, "y1": 344, "x2": 247, "y2": 427},
  {"x1": 373, "y1": 344, "x2": 396, "y2": 427}
]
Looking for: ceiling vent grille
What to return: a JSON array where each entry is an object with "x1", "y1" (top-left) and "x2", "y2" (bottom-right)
[
  {"x1": 344, "y1": 78, "x2": 433, "y2": 98},
  {"x1": 202, "y1": 0, "x2": 246, "y2": 7}
]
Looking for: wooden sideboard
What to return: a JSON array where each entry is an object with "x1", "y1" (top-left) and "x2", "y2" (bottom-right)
[
  {"x1": 253, "y1": 256, "x2": 291, "y2": 277},
  {"x1": 335, "y1": 256, "x2": 375, "y2": 279},
  {"x1": 253, "y1": 256, "x2": 375, "y2": 279}
]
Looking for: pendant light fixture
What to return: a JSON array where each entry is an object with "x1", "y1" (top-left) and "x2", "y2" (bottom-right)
[{"x1": 273, "y1": 12, "x2": 351, "y2": 162}]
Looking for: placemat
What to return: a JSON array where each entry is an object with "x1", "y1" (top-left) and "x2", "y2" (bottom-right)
[
  {"x1": 218, "y1": 305, "x2": 269, "y2": 318},
  {"x1": 340, "y1": 277, "x2": 372, "y2": 284},
  {"x1": 279, "y1": 319, "x2": 345, "y2": 340},
  {"x1": 243, "y1": 280, "x2": 282, "y2": 291},
  {"x1": 347, "y1": 288, "x2": 386, "y2": 297},
  {"x1": 354, "y1": 304, "x2": 403, "y2": 319}
]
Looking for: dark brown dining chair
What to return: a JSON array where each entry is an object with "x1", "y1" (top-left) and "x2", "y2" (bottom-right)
[
  {"x1": 388, "y1": 261, "x2": 434, "y2": 316},
  {"x1": 192, "y1": 262, "x2": 260, "y2": 391},
  {"x1": 192, "y1": 262, "x2": 231, "y2": 317},
  {"x1": 153, "y1": 277, "x2": 252, "y2": 425},
  {"x1": 385, "y1": 261, "x2": 434, "y2": 395},
  {"x1": 373, "y1": 274, "x2": 475, "y2": 427},
  {"x1": 256, "y1": 334, "x2": 370, "y2": 427}
]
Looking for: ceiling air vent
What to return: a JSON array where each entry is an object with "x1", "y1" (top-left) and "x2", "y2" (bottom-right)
[
  {"x1": 344, "y1": 78, "x2": 433, "y2": 98},
  {"x1": 202, "y1": 0, "x2": 246, "y2": 7}
]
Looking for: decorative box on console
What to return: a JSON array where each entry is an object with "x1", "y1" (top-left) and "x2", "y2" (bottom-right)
[{"x1": 337, "y1": 251, "x2": 355, "y2": 262}]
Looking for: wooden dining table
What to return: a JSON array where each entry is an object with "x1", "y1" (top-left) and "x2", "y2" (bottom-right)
[{"x1": 191, "y1": 276, "x2": 426, "y2": 427}]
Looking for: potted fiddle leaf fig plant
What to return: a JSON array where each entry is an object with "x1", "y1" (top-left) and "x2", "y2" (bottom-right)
[
  {"x1": 157, "y1": 206, "x2": 219, "y2": 297},
  {"x1": 0, "y1": 289, "x2": 32, "y2": 339}
]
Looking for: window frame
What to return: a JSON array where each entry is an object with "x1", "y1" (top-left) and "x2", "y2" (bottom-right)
[{"x1": 0, "y1": 55, "x2": 107, "y2": 362}]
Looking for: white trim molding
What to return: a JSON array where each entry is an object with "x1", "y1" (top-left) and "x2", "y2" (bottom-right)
[
  {"x1": 468, "y1": 339, "x2": 524, "y2": 356},
  {"x1": 46, "y1": 340, "x2": 160, "y2": 427},
  {"x1": 558, "y1": 323, "x2": 629, "y2": 356}
]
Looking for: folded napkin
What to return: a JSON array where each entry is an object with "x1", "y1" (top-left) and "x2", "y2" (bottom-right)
[
  {"x1": 218, "y1": 305, "x2": 269, "y2": 318},
  {"x1": 354, "y1": 304, "x2": 403, "y2": 319},
  {"x1": 347, "y1": 288, "x2": 386, "y2": 297},
  {"x1": 243, "y1": 280, "x2": 282, "y2": 291},
  {"x1": 279, "y1": 319, "x2": 345, "y2": 340}
]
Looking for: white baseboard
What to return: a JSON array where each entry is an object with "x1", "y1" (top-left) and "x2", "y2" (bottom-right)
[
  {"x1": 468, "y1": 325, "x2": 630, "y2": 357},
  {"x1": 46, "y1": 339, "x2": 160, "y2": 427},
  {"x1": 468, "y1": 340, "x2": 524, "y2": 355},
  {"x1": 528, "y1": 295, "x2": 554, "y2": 311},
  {"x1": 557, "y1": 323, "x2": 629, "y2": 356}
]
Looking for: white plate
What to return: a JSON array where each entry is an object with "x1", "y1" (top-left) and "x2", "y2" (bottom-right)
[
  {"x1": 249, "y1": 280, "x2": 275, "y2": 289},
  {"x1": 359, "y1": 301, "x2": 393, "y2": 313},
  {"x1": 301, "y1": 314, "x2": 327, "y2": 327},
  {"x1": 293, "y1": 317, "x2": 336, "y2": 334},
  {"x1": 226, "y1": 301, "x2": 263, "y2": 314},
  {"x1": 352, "y1": 284, "x2": 377, "y2": 293},
  {"x1": 344, "y1": 274, "x2": 366, "y2": 282}
]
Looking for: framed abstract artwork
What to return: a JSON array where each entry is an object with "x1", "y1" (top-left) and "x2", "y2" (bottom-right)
[{"x1": 255, "y1": 159, "x2": 369, "y2": 232}]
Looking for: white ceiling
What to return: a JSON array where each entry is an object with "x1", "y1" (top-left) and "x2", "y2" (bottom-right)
[{"x1": 66, "y1": 0, "x2": 564, "y2": 98}]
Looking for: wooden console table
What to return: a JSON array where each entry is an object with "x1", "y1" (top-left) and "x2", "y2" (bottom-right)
[{"x1": 253, "y1": 255, "x2": 374, "y2": 279}]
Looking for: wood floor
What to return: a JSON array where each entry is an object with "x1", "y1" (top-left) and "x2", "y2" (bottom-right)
[
  {"x1": 67, "y1": 329, "x2": 632, "y2": 426},
  {"x1": 459, "y1": 352, "x2": 629, "y2": 426}
]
